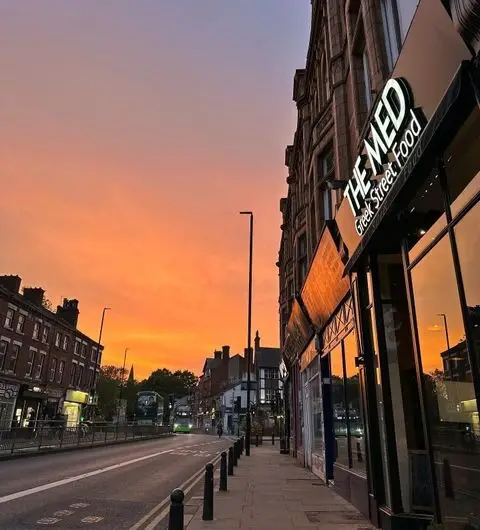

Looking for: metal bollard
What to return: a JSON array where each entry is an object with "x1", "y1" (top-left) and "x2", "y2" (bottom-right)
[
  {"x1": 233, "y1": 442, "x2": 238, "y2": 467},
  {"x1": 202, "y1": 463, "x2": 214, "y2": 520},
  {"x1": 255, "y1": 434, "x2": 259, "y2": 447},
  {"x1": 168, "y1": 488, "x2": 184, "y2": 530},
  {"x1": 237, "y1": 439, "x2": 241, "y2": 459},
  {"x1": 272, "y1": 432, "x2": 275, "y2": 445},
  {"x1": 241, "y1": 436, "x2": 244, "y2": 454},
  {"x1": 220, "y1": 451, "x2": 227, "y2": 491},
  {"x1": 228, "y1": 446, "x2": 234, "y2": 476}
]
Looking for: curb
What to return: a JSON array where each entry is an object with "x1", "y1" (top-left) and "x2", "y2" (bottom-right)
[{"x1": 0, "y1": 433, "x2": 175, "y2": 462}]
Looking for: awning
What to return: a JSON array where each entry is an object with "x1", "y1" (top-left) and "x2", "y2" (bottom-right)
[{"x1": 282, "y1": 297, "x2": 314, "y2": 368}]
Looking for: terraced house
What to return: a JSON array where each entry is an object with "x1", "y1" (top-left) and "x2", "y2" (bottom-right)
[
  {"x1": 0, "y1": 275, "x2": 103, "y2": 430},
  {"x1": 278, "y1": 1, "x2": 480, "y2": 529}
]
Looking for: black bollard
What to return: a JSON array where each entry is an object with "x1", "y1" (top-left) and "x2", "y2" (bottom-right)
[
  {"x1": 272, "y1": 432, "x2": 275, "y2": 445},
  {"x1": 168, "y1": 489, "x2": 184, "y2": 530},
  {"x1": 237, "y1": 439, "x2": 241, "y2": 459},
  {"x1": 220, "y1": 451, "x2": 227, "y2": 491},
  {"x1": 202, "y1": 463, "x2": 214, "y2": 520},
  {"x1": 228, "y1": 446, "x2": 234, "y2": 476},
  {"x1": 233, "y1": 442, "x2": 238, "y2": 467},
  {"x1": 241, "y1": 436, "x2": 244, "y2": 454},
  {"x1": 255, "y1": 434, "x2": 259, "y2": 447}
]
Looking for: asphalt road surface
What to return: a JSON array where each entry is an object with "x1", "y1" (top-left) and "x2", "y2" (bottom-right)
[{"x1": 0, "y1": 434, "x2": 232, "y2": 529}]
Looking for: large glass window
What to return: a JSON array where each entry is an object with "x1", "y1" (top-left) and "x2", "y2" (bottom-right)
[
  {"x1": 344, "y1": 330, "x2": 366, "y2": 473},
  {"x1": 311, "y1": 374, "x2": 323, "y2": 456},
  {"x1": 410, "y1": 233, "x2": 479, "y2": 525},
  {"x1": 331, "y1": 343, "x2": 348, "y2": 467}
]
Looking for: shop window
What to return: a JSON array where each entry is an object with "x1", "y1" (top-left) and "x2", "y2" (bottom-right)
[
  {"x1": 41, "y1": 326, "x2": 49, "y2": 344},
  {"x1": 55, "y1": 332, "x2": 61, "y2": 348},
  {"x1": 35, "y1": 353, "x2": 46, "y2": 380},
  {"x1": 410, "y1": 234, "x2": 479, "y2": 524},
  {"x1": 445, "y1": 108, "x2": 480, "y2": 217},
  {"x1": 4, "y1": 309, "x2": 14, "y2": 330},
  {"x1": 33, "y1": 321, "x2": 40, "y2": 340},
  {"x1": 57, "y1": 360, "x2": 65, "y2": 384},
  {"x1": 331, "y1": 343, "x2": 349, "y2": 467},
  {"x1": 405, "y1": 170, "x2": 446, "y2": 263},
  {"x1": 362, "y1": 49, "x2": 373, "y2": 112},
  {"x1": 298, "y1": 233, "x2": 308, "y2": 288},
  {"x1": 26, "y1": 349, "x2": 35, "y2": 377},
  {"x1": 16, "y1": 314, "x2": 25, "y2": 334},
  {"x1": 8, "y1": 344, "x2": 19, "y2": 373},
  {"x1": 380, "y1": 0, "x2": 400, "y2": 71},
  {"x1": 0, "y1": 340, "x2": 7, "y2": 371},
  {"x1": 77, "y1": 366, "x2": 84, "y2": 387},
  {"x1": 70, "y1": 363, "x2": 77, "y2": 386},
  {"x1": 455, "y1": 200, "x2": 480, "y2": 364},
  {"x1": 344, "y1": 331, "x2": 366, "y2": 474},
  {"x1": 49, "y1": 358, "x2": 57, "y2": 382}
]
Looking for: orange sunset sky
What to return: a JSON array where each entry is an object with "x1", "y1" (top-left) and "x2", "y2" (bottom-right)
[{"x1": 0, "y1": 2, "x2": 311, "y2": 378}]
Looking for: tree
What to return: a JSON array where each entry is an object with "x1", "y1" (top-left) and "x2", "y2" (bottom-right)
[
  {"x1": 141, "y1": 369, "x2": 197, "y2": 399},
  {"x1": 96, "y1": 365, "x2": 127, "y2": 421}
]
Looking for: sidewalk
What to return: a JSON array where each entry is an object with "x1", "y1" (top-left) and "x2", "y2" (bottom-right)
[{"x1": 183, "y1": 444, "x2": 374, "y2": 530}]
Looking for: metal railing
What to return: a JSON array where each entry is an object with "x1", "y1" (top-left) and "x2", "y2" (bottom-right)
[{"x1": 0, "y1": 420, "x2": 172, "y2": 455}]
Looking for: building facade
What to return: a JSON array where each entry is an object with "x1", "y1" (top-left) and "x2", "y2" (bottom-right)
[
  {"x1": 278, "y1": 1, "x2": 480, "y2": 529},
  {"x1": 0, "y1": 275, "x2": 103, "y2": 429}
]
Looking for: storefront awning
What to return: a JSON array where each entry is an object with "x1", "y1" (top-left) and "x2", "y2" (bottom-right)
[{"x1": 282, "y1": 298, "x2": 313, "y2": 369}]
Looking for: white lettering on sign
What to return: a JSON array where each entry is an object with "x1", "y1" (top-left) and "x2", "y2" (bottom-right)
[{"x1": 344, "y1": 78, "x2": 426, "y2": 236}]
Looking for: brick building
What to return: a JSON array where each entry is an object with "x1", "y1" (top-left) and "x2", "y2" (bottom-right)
[
  {"x1": 0, "y1": 275, "x2": 103, "y2": 429},
  {"x1": 278, "y1": 1, "x2": 480, "y2": 528}
]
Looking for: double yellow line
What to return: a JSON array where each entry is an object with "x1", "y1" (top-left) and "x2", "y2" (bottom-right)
[{"x1": 129, "y1": 451, "x2": 223, "y2": 530}]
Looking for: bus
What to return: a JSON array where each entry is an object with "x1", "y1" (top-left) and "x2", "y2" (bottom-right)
[
  {"x1": 173, "y1": 404, "x2": 193, "y2": 433},
  {"x1": 134, "y1": 391, "x2": 164, "y2": 426}
]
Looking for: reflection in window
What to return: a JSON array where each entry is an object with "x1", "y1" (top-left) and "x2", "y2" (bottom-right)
[
  {"x1": 445, "y1": 108, "x2": 480, "y2": 217},
  {"x1": 311, "y1": 374, "x2": 324, "y2": 455},
  {"x1": 344, "y1": 330, "x2": 366, "y2": 474},
  {"x1": 331, "y1": 344, "x2": 348, "y2": 467},
  {"x1": 396, "y1": 0, "x2": 419, "y2": 42},
  {"x1": 411, "y1": 234, "x2": 479, "y2": 525},
  {"x1": 406, "y1": 171, "x2": 446, "y2": 263}
]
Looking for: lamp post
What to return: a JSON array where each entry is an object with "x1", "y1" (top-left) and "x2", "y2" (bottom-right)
[
  {"x1": 88, "y1": 307, "x2": 110, "y2": 419},
  {"x1": 438, "y1": 313, "x2": 451, "y2": 351},
  {"x1": 118, "y1": 348, "x2": 129, "y2": 421},
  {"x1": 240, "y1": 211, "x2": 253, "y2": 456}
]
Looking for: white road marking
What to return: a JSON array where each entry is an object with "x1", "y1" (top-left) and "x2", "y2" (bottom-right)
[
  {"x1": 53, "y1": 510, "x2": 74, "y2": 517},
  {"x1": 130, "y1": 451, "x2": 223, "y2": 530},
  {"x1": 37, "y1": 517, "x2": 60, "y2": 525},
  {"x1": 70, "y1": 503, "x2": 90, "y2": 509},
  {"x1": 0, "y1": 449, "x2": 173, "y2": 505},
  {"x1": 81, "y1": 516, "x2": 104, "y2": 524}
]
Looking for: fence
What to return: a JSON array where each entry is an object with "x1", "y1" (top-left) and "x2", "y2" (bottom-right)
[{"x1": 0, "y1": 420, "x2": 172, "y2": 455}]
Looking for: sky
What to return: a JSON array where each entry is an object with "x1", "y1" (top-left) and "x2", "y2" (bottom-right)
[{"x1": 0, "y1": 1, "x2": 311, "y2": 378}]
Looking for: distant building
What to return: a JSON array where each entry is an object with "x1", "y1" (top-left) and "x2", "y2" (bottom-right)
[{"x1": 0, "y1": 275, "x2": 103, "y2": 429}]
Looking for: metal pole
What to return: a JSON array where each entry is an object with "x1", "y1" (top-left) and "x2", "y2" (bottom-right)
[
  {"x1": 240, "y1": 211, "x2": 253, "y2": 456},
  {"x1": 438, "y1": 313, "x2": 451, "y2": 350},
  {"x1": 89, "y1": 307, "x2": 110, "y2": 415}
]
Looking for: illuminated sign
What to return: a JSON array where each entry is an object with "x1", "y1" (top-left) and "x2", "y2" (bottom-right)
[
  {"x1": 344, "y1": 78, "x2": 426, "y2": 236},
  {"x1": 65, "y1": 390, "x2": 88, "y2": 404}
]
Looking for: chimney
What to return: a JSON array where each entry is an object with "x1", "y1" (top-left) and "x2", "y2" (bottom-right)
[
  {"x1": 0, "y1": 275, "x2": 22, "y2": 293},
  {"x1": 23, "y1": 287, "x2": 46, "y2": 307},
  {"x1": 254, "y1": 330, "x2": 260, "y2": 351},
  {"x1": 222, "y1": 345, "x2": 230, "y2": 360},
  {"x1": 214, "y1": 350, "x2": 222, "y2": 360},
  {"x1": 56, "y1": 298, "x2": 79, "y2": 328}
]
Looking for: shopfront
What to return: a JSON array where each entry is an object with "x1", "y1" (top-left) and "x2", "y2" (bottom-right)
[
  {"x1": 0, "y1": 380, "x2": 19, "y2": 429},
  {"x1": 14, "y1": 385, "x2": 47, "y2": 429},
  {"x1": 63, "y1": 390, "x2": 88, "y2": 427},
  {"x1": 336, "y1": 1, "x2": 480, "y2": 527}
]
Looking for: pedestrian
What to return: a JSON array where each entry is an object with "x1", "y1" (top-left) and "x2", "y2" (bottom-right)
[{"x1": 217, "y1": 422, "x2": 223, "y2": 438}]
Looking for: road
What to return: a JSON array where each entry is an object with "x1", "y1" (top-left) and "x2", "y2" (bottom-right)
[{"x1": 0, "y1": 434, "x2": 231, "y2": 529}]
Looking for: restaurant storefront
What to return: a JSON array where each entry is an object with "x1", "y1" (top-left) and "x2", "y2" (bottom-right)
[
  {"x1": 336, "y1": 1, "x2": 480, "y2": 528},
  {"x1": 63, "y1": 390, "x2": 89, "y2": 427},
  {"x1": 0, "y1": 379, "x2": 20, "y2": 429}
]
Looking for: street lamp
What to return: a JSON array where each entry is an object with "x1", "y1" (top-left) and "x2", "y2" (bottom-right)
[
  {"x1": 240, "y1": 211, "x2": 253, "y2": 456},
  {"x1": 438, "y1": 313, "x2": 451, "y2": 351},
  {"x1": 87, "y1": 307, "x2": 110, "y2": 418}
]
